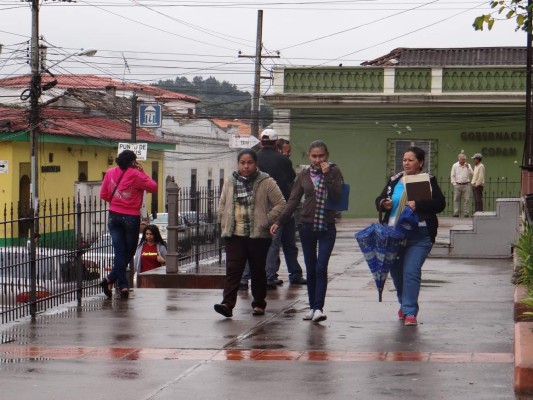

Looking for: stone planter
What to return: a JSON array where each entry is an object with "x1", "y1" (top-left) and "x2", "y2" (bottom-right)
[
  {"x1": 514, "y1": 285, "x2": 533, "y2": 322},
  {"x1": 514, "y1": 285, "x2": 533, "y2": 394}
]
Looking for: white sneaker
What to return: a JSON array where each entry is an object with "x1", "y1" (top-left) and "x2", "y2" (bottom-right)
[
  {"x1": 303, "y1": 309, "x2": 314, "y2": 320},
  {"x1": 312, "y1": 309, "x2": 327, "y2": 322}
]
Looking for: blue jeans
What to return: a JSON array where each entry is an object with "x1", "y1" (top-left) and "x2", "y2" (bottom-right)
[
  {"x1": 390, "y1": 226, "x2": 433, "y2": 317},
  {"x1": 299, "y1": 222, "x2": 336, "y2": 311},
  {"x1": 107, "y1": 212, "x2": 140, "y2": 289},
  {"x1": 266, "y1": 216, "x2": 303, "y2": 282}
]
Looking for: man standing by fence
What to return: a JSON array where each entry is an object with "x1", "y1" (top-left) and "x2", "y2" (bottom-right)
[
  {"x1": 471, "y1": 153, "x2": 485, "y2": 213},
  {"x1": 450, "y1": 153, "x2": 473, "y2": 218}
]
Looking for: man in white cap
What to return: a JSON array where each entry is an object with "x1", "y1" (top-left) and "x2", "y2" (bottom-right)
[
  {"x1": 240, "y1": 128, "x2": 306, "y2": 289},
  {"x1": 471, "y1": 153, "x2": 485, "y2": 212},
  {"x1": 450, "y1": 153, "x2": 473, "y2": 217}
]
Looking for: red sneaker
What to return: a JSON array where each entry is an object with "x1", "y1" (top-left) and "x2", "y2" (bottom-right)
[
  {"x1": 398, "y1": 309, "x2": 405, "y2": 320},
  {"x1": 404, "y1": 315, "x2": 418, "y2": 326}
]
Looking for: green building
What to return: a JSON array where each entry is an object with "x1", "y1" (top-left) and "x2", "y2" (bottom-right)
[{"x1": 264, "y1": 47, "x2": 526, "y2": 217}]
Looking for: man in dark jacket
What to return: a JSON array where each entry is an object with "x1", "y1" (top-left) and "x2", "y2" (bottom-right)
[{"x1": 240, "y1": 129, "x2": 306, "y2": 289}]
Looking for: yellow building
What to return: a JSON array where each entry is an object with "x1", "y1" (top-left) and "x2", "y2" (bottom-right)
[{"x1": 0, "y1": 105, "x2": 174, "y2": 242}]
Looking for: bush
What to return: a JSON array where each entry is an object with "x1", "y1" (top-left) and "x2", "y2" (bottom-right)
[
  {"x1": 514, "y1": 219, "x2": 533, "y2": 289},
  {"x1": 514, "y1": 219, "x2": 533, "y2": 315}
]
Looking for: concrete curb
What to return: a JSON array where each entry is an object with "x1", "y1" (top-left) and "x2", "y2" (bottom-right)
[
  {"x1": 514, "y1": 285, "x2": 533, "y2": 394},
  {"x1": 514, "y1": 322, "x2": 533, "y2": 394},
  {"x1": 514, "y1": 285, "x2": 533, "y2": 322}
]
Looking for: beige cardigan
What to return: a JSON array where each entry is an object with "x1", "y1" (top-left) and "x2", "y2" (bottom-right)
[{"x1": 218, "y1": 171, "x2": 286, "y2": 238}]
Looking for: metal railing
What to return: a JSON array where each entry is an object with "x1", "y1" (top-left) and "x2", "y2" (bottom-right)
[
  {"x1": 0, "y1": 186, "x2": 224, "y2": 324},
  {"x1": 435, "y1": 176, "x2": 521, "y2": 216}
]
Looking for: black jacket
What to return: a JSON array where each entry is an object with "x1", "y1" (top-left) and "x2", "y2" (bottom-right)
[
  {"x1": 375, "y1": 172, "x2": 446, "y2": 243},
  {"x1": 257, "y1": 147, "x2": 296, "y2": 200}
]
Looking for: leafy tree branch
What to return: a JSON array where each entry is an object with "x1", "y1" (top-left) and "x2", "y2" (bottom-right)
[{"x1": 473, "y1": 0, "x2": 532, "y2": 32}]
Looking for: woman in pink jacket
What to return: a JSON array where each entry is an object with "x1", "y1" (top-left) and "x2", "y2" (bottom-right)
[{"x1": 99, "y1": 150, "x2": 157, "y2": 298}]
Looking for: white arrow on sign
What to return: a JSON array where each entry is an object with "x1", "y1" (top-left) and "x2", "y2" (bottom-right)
[
  {"x1": 229, "y1": 134, "x2": 260, "y2": 149},
  {"x1": 0, "y1": 160, "x2": 8, "y2": 174}
]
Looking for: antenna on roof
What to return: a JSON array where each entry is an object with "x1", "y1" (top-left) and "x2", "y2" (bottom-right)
[{"x1": 122, "y1": 52, "x2": 131, "y2": 83}]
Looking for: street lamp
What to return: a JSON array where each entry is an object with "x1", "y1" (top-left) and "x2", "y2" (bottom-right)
[{"x1": 44, "y1": 48, "x2": 98, "y2": 72}]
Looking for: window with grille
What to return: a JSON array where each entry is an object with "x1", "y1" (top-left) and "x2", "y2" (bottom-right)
[{"x1": 387, "y1": 139, "x2": 437, "y2": 177}]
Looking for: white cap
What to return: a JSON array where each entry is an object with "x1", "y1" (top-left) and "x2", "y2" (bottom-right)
[{"x1": 260, "y1": 128, "x2": 278, "y2": 141}]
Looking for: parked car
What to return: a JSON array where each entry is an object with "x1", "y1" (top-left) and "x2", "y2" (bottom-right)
[
  {"x1": 0, "y1": 247, "x2": 99, "y2": 308},
  {"x1": 81, "y1": 234, "x2": 117, "y2": 275},
  {"x1": 179, "y1": 211, "x2": 217, "y2": 244},
  {"x1": 150, "y1": 213, "x2": 192, "y2": 253}
]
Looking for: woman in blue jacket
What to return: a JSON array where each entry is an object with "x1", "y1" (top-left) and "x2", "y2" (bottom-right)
[{"x1": 375, "y1": 147, "x2": 445, "y2": 326}]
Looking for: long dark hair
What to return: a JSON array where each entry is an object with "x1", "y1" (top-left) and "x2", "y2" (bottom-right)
[{"x1": 141, "y1": 224, "x2": 167, "y2": 248}]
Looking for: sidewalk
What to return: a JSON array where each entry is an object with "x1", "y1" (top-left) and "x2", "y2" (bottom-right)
[{"x1": 0, "y1": 219, "x2": 524, "y2": 399}]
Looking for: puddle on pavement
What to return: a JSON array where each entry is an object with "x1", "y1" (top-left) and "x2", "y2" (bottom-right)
[
  {"x1": 283, "y1": 308, "x2": 298, "y2": 314},
  {"x1": 249, "y1": 343, "x2": 285, "y2": 349},
  {"x1": 0, "y1": 357, "x2": 50, "y2": 364},
  {"x1": 421, "y1": 278, "x2": 449, "y2": 288},
  {"x1": 110, "y1": 368, "x2": 139, "y2": 380}
]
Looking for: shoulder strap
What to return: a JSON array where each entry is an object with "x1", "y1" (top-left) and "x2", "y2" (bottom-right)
[{"x1": 110, "y1": 169, "x2": 127, "y2": 203}]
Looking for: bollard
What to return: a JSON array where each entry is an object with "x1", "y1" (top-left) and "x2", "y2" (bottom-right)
[{"x1": 166, "y1": 179, "x2": 180, "y2": 274}]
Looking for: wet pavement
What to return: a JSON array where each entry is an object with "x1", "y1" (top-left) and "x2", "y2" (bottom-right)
[{"x1": 0, "y1": 218, "x2": 526, "y2": 399}]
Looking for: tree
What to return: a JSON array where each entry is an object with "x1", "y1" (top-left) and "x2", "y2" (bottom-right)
[
  {"x1": 153, "y1": 76, "x2": 273, "y2": 127},
  {"x1": 473, "y1": 0, "x2": 531, "y2": 31}
]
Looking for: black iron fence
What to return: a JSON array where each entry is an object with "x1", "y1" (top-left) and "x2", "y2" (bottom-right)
[
  {"x1": 0, "y1": 177, "x2": 522, "y2": 324},
  {"x1": 0, "y1": 186, "x2": 223, "y2": 324},
  {"x1": 435, "y1": 176, "x2": 521, "y2": 216}
]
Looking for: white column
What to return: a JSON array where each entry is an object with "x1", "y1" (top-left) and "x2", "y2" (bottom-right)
[
  {"x1": 432, "y1": 67, "x2": 443, "y2": 94},
  {"x1": 273, "y1": 109, "x2": 291, "y2": 140},
  {"x1": 272, "y1": 66, "x2": 285, "y2": 94},
  {"x1": 383, "y1": 67, "x2": 395, "y2": 94}
]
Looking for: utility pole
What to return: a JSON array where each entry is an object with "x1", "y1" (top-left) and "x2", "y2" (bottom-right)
[
  {"x1": 523, "y1": 0, "x2": 533, "y2": 194},
  {"x1": 131, "y1": 92, "x2": 137, "y2": 142},
  {"x1": 29, "y1": 0, "x2": 41, "y2": 214},
  {"x1": 239, "y1": 10, "x2": 280, "y2": 137}
]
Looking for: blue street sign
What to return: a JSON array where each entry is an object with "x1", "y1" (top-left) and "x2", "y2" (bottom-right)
[{"x1": 138, "y1": 103, "x2": 162, "y2": 128}]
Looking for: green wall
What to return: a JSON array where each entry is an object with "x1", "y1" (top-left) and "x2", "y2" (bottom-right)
[{"x1": 288, "y1": 107, "x2": 525, "y2": 217}]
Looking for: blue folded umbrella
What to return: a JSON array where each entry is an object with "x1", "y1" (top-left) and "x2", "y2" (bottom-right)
[{"x1": 355, "y1": 223, "x2": 405, "y2": 302}]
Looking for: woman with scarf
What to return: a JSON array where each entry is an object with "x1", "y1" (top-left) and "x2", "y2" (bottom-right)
[
  {"x1": 214, "y1": 149, "x2": 286, "y2": 318},
  {"x1": 271, "y1": 140, "x2": 343, "y2": 323},
  {"x1": 375, "y1": 146, "x2": 445, "y2": 326}
]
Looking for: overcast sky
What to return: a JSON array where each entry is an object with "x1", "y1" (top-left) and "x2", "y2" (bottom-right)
[{"x1": 0, "y1": 0, "x2": 527, "y2": 95}]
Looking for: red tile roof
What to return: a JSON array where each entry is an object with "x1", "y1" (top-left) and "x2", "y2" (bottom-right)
[
  {"x1": 0, "y1": 74, "x2": 200, "y2": 103},
  {"x1": 0, "y1": 106, "x2": 171, "y2": 144},
  {"x1": 211, "y1": 118, "x2": 251, "y2": 135}
]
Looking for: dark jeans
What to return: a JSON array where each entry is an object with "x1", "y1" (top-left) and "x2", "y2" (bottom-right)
[
  {"x1": 222, "y1": 236, "x2": 271, "y2": 310},
  {"x1": 472, "y1": 185, "x2": 484, "y2": 212},
  {"x1": 298, "y1": 223, "x2": 336, "y2": 311},
  {"x1": 107, "y1": 211, "x2": 140, "y2": 289},
  {"x1": 241, "y1": 216, "x2": 303, "y2": 283}
]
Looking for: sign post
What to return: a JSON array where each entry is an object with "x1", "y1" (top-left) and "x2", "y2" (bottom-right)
[{"x1": 229, "y1": 134, "x2": 260, "y2": 149}]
